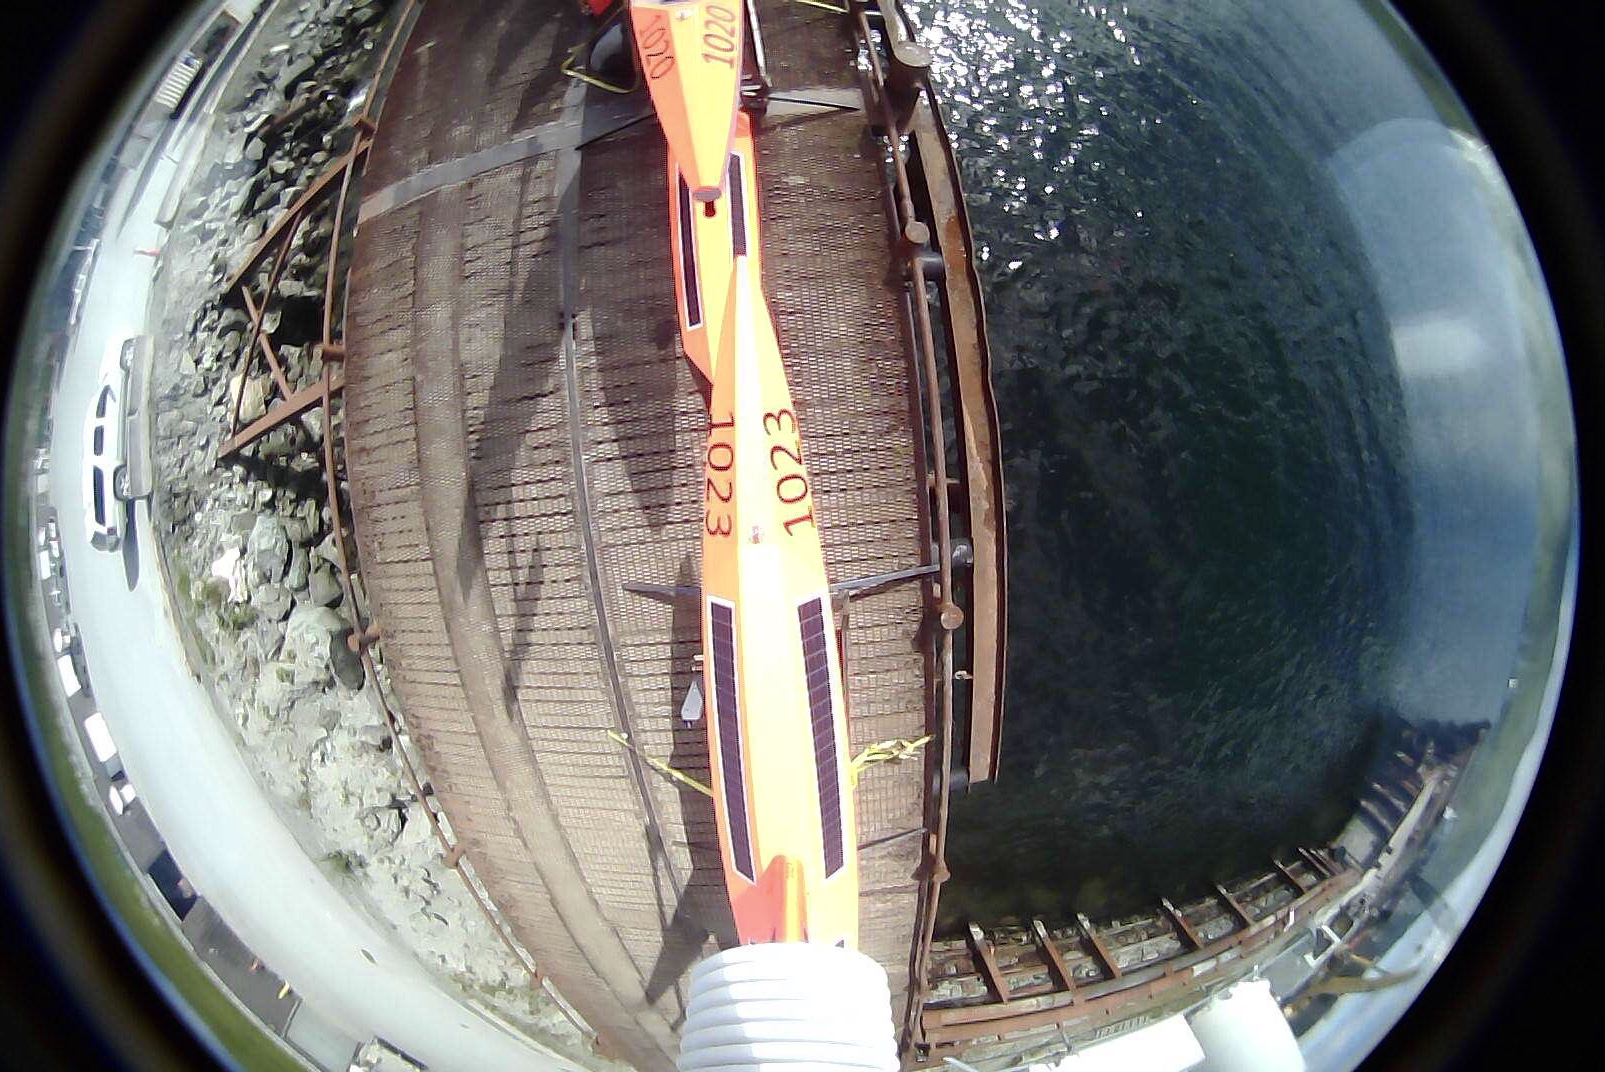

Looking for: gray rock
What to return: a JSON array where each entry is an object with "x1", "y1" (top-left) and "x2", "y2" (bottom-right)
[
  {"x1": 256, "y1": 583, "x2": 292, "y2": 622},
  {"x1": 308, "y1": 562, "x2": 343, "y2": 607},
  {"x1": 301, "y1": 499, "x2": 325, "y2": 541},
  {"x1": 281, "y1": 602, "x2": 346, "y2": 687},
  {"x1": 286, "y1": 545, "x2": 310, "y2": 591},
  {"x1": 247, "y1": 514, "x2": 290, "y2": 582},
  {"x1": 228, "y1": 511, "x2": 258, "y2": 536},
  {"x1": 283, "y1": 513, "x2": 311, "y2": 544},
  {"x1": 283, "y1": 58, "x2": 318, "y2": 93},
  {"x1": 258, "y1": 426, "x2": 297, "y2": 461},
  {"x1": 312, "y1": 531, "x2": 341, "y2": 567},
  {"x1": 244, "y1": 137, "x2": 265, "y2": 162},
  {"x1": 362, "y1": 804, "x2": 403, "y2": 844},
  {"x1": 252, "y1": 182, "x2": 285, "y2": 214},
  {"x1": 329, "y1": 629, "x2": 366, "y2": 690},
  {"x1": 287, "y1": 694, "x2": 338, "y2": 735},
  {"x1": 353, "y1": 722, "x2": 390, "y2": 752},
  {"x1": 226, "y1": 371, "x2": 267, "y2": 423}
]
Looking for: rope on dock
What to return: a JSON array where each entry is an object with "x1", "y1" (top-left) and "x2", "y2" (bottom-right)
[
  {"x1": 605, "y1": 731, "x2": 933, "y2": 797},
  {"x1": 607, "y1": 730, "x2": 714, "y2": 797},
  {"x1": 849, "y1": 735, "x2": 933, "y2": 785}
]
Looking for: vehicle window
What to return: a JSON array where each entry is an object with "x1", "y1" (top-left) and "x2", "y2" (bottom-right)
[
  {"x1": 95, "y1": 385, "x2": 111, "y2": 418},
  {"x1": 93, "y1": 426, "x2": 104, "y2": 455},
  {"x1": 92, "y1": 469, "x2": 105, "y2": 525},
  {"x1": 122, "y1": 339, "x2": 137, "y2": 366}
]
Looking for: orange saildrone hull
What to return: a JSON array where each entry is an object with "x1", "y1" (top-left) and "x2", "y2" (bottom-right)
[
  {"x1": 700, "y1": 263, "x2": 859, "y2": 948},
  {"x1": 630, "y1": 0, "x2": 744, "y2": 201},
  {"x1": 668, "y1": 112, "x2": 761, "y2": 383}
]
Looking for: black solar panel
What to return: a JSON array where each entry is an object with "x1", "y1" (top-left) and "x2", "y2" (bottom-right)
[
  {"x1": 728, "y1": 151, "x2": 747, "y2": 257},
  {"x1": 710, "y1": 600, "x2": 755, "y2": 882},
  {"x1": 678, "y1": 174, "x2": 702, "y2": 328},
  {"x1": 798, "y1": 596, "x2": 845, "y2": 877}
]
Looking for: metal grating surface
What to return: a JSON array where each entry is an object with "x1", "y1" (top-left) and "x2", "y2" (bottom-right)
[{"x1": 344, "y1": 2, "x2": 930, "y2": 1067}]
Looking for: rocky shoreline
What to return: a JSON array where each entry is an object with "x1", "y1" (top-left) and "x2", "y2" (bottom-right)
[{"x1": 146, "y1": 0, "x2": 600, "y2": 1061}]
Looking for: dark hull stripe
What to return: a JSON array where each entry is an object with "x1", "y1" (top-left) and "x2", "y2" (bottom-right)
[
  {"x1": 678, "y1": 173, "x2": 702, "y2": 328},
  {"x1": 728, "y1": 150, "x2": 748, "y2": 257},
  {"x1": 798, "y1": 596, "x2": 845, "y2": 877},
  {"x1": 710, "y1": 599, "x2": 755, "y2": 882}
]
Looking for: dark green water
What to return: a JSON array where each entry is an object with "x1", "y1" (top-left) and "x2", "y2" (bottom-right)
[{"x1": 911, "y1": 0, "x2": 1415, "y2": 927}]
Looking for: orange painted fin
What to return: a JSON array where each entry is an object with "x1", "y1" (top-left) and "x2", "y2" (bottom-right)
[
  {"x1": 668, "y1": 113, "x2": 761, "y2": 383},
  {"x1": 631, "y1": 0, "x2": 743, "y2": 200},
  {"x1": 753, "y1": 855, "x2": 808, "y2": 943}
]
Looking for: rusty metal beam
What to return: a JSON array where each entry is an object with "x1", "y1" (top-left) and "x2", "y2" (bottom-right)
[
  {"x1": 218, "y1": 374, "x2": 343, "y2": 458},
  {"x1": 1298, "y1": 846, "x2": 1333, "y2": 879},
  {"x1": 922, "y1": 872, "x2": 1357, "y2": 1041},
  {"x1": 1274, "y1": 857, "x2": 1309, "y2": 894},
  {"x1": 1076, "y1": 912, "x2": 1121, "y2": 980},
  {"x1": 931, "y1": 872, "x2": 1356, "y2": 1028},
  {"x1": 354, "y1": 0, "x2": 422, "y2": 130},
  {"x1": 222, "y1": 138, "x2": 371, "y2": 296},
  {"x1": 1215, "y1": 883, "x2": 1255, "y2": 929},
  {"x1": 1160, "y1": 897, "x2": 1204, "y2": 951},
  {"x1": 870, "y1": 0, "x2": 930, "y2": 128},
  {"x1": 851, "y1": 4, "x2": 961, "y2": 1052},
  {"x1": 1031, "y1": 918, "x2": 1077, "y2": 998},
  {"x1": 322, "y1": 139, "x2": 363, "y2": 349},
  {"x1": 908, "y1": 93, "x2": 1007, "y2": 787},
  {"x1": 318, "y1": 366, "x2": 361, "y2": 622},
  {"x1": 240, "y1": 285, "x2": 296, "y2": 400},
  {"x1": 229, "y1": 228, "x2": 296, "y2": 437},
  {"x1": 966, "y1": 923, "x2": 1011, "y2": 1002}
]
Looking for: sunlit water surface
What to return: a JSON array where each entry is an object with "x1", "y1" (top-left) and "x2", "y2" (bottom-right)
[{"x1": 910, "y1": 0, "x2": 1437, "y2": 926}]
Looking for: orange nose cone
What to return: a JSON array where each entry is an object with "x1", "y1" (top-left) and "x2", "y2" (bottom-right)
[{"x1": 631, "y1": 0, "x2": 744, "y2": 199}]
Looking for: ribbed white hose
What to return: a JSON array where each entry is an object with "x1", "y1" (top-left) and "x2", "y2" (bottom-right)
[{"x1": 677, "y1": 943, "x2": 901, "y2": 1072}]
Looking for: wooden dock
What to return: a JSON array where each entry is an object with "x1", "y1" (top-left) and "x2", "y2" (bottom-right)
[{"x1": 341, "y1": 3, "x2": 940, "y2": 1068}]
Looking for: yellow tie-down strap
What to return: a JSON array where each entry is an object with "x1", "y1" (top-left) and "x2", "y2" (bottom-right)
[{"x1": 606, "y1": 731, "x2": 934, "y2": 797}]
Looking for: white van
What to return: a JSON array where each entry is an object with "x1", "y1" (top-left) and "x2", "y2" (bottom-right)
[
  {"x1": 108, "y1": 776, "x2": 137, "y2": 816},
  {"x1": 38, "y1": 513, "x2": 62, "y2": 561},
  {"x1": 56, "y1": 652, "x2": 84, "y2": 699},
  {"x1": 82, "y1": 341, "x2": 134, "y2": 551},
  {"x1": 82, "y1": 712, "x2": 124, "y2": 780}
]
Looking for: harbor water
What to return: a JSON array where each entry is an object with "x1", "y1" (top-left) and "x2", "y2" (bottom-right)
[{"x1": 909, "y1": 0, "x2": 1425, "y2": 926}]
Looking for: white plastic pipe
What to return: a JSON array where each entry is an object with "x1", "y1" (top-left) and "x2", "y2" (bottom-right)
[{"x1": 678, "y1": 943, "x2": 901, "y2": 1072}]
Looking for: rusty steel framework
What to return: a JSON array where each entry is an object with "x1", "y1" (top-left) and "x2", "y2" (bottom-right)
[
  {"x1": 217, "y1": 130, "x2": 368, "y2": 462},
  {"x1": 211, "y1": 0, "x2": 592, "y2": 1037},
  {"x1": 917, "y1": 856, "x2": 1356, "y2": 1054},
  {"x1": 845, "y1": 1, "x2": 1011, "y2": 1055}
]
